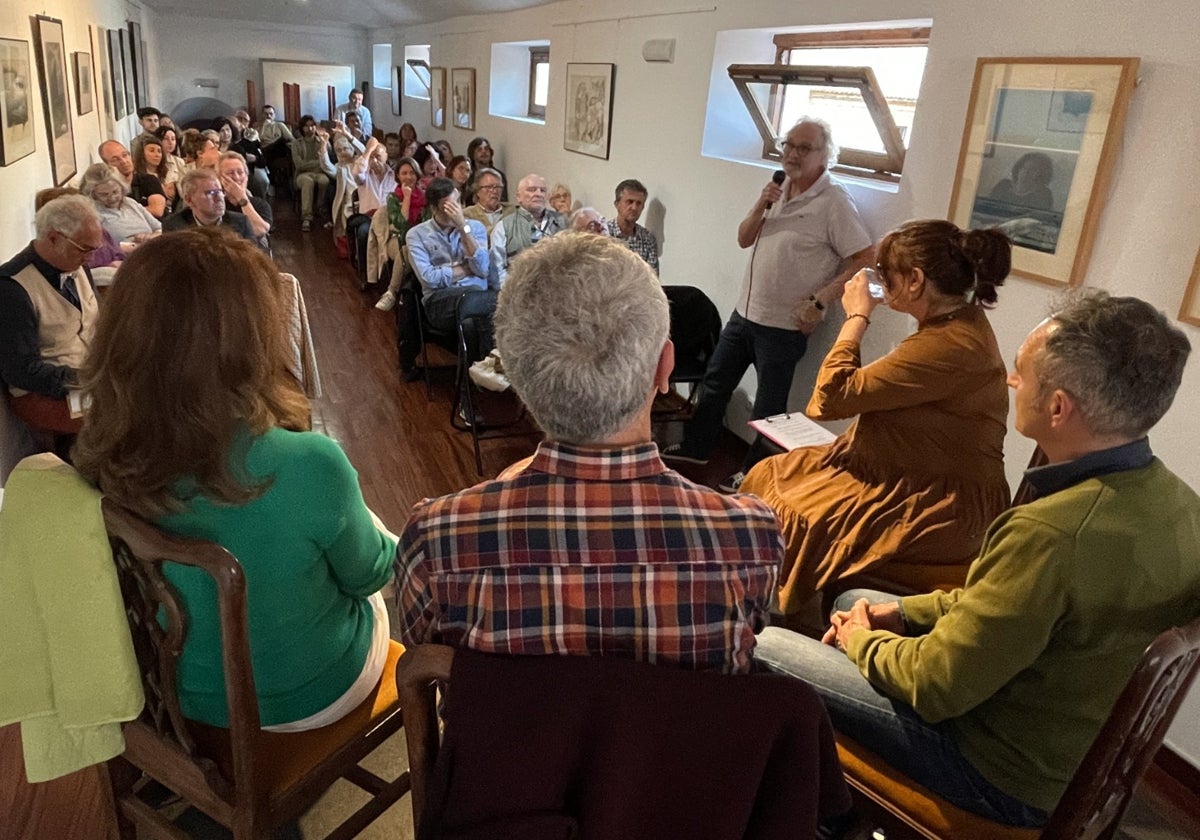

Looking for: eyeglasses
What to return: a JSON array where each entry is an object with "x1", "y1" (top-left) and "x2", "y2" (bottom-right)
[
  {"x1": 778, "y1": 140, "x2": 823, "y2": 157},
  {"x1": 477, "y1": 184, "x2": 502, "y2": 192},
  {"x1": 584, "y1": 220, "x2": 606, "y2": 233},
  {"x1": 61, "y1": 233, "x2": 101, "y2": 254},
  {"x1": 200, "y1": 188, "x2": 225, "y2": 199}
]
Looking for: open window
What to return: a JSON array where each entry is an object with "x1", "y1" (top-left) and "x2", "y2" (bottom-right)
[
  {"x1": 727, "y1": 26, "x2": 929, "y2": 181},
  {"x1": 404, "y1": 45, "x2": 432, "y2": 100},
  {"x1": 528, "y1": 47, "x2": 550, "y2": 118}
]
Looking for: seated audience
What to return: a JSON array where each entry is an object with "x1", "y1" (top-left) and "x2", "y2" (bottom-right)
[
  {"x1": 330, "y1": 135, "x2": 362, "y2": 247},
  {"x1": 231, "y1": 109, "x2": 270, "y2": 199},
  {"x1": 462, "y1": 168, "x2": 508, "y2": 291},
  {"x1": 100, "y1": 139, "x2": 166, "y2": 218},
  {"x1": 372, "y1": 157, "x2": 426, "y2": 311},
  {"x1": 0, "y1": 195, "x2": 102, "y2": 434},
  {"x1": 395, "y1": 233, "x2": 781, "y2": 673},
  {"x1": 79, "y1": 162, "x2": 162, "y2": 244},
  {"x1": 433, "y1": 140, "x2": 454, "y2": 165},
  {"x1": 334, "y1": 88, "x2": 372, "y2": 137},
  {"x1": 74, "y1": 227, "x2": 397, "y2": 731},
  {"x1": 155, "y1": 125, "x2": 187, "y2": 201},
  {"x1": 467, "y1": 136, "x2": 507, "y2": 202},
  {"x1": 383, "y1": 132, "x2": 402, "y2": 169},
  {"x1": 343, "y1": 112, "x2": 369, "y2": 147},
  {"x1": 447, "y1": 155, "x2": 472, "y2": 197},
  {"x1": 347, "y1": 139, "x2": 395, "y2": 273},
  {"x1": 35, "y1": 187, "x2": 126, "y2": 280},
  {"x1": 413, "y1": 143, "x2": 444, "y2": 189},
  {"x1": 292, "y1": 115, "x2": 335, "y2": 232},
  {"x1": 569, "y1": 206, "x2": 607, "y2": 234},
  {"x1": 136, "y1": 106, "x2": 161, "y2": 137},
  {"x1": 740, "y1": 221, "x2": 1011, "y2": 621},
  {"x1": 607, "y1": 178, "x2": 659, "y2": 275},
  {"x1": 217, "y1": 151, "x2": 272, "y2": 242},
  {"x1": 258, "y1": 104, "x2": 294, "y2": 186},
  {"x1": 162, "y1": 168, "x2": 262, "y2": 248},
  {"x1": 499, "y1": 173, "x2": 566, "y2": 263},
  {"x1": 754, "y1": 291, "x2": 1200, "y2": 827},
  {"x1": 549, "y1": 182, "x2": 573, "y2": 215},
  {"x1": 398, "y1": 122, "x2": 418, "y2": 151},
  {"x1": 403, "y1": 177, "x2": 492, "y2": 333},
  {"x1": 211, "y1": 116, "x2": 235, "y2": 153},
  {"x1": 131, "y1": 135, "x2": 171, "y2": 215}
]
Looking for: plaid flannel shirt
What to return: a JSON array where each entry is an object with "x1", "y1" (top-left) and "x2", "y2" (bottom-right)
[
  {"x1": 607, "y1": 220, "x2": 660, "y2": 276},
  {"x1": 395, "y1": 441, "x2": 781, "y2": 673}
]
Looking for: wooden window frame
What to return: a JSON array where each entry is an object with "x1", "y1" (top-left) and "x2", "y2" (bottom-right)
[
  {"x1": 528, "y1": 47, "x2": 549, "y2": 119},
  {"x1": 405, "y1": 58, "x2": 431, "y2": 98}
]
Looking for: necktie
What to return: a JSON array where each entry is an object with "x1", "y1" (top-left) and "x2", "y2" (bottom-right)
[{"x1": 60, "y1": 273, "x2": 81, "y2": 309}]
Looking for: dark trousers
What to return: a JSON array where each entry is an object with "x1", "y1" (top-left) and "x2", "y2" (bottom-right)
[
  {"x1": 681, "y1": 310, "x2": 807, "y2": 470},
  {"x1": 423, "y1": 287, "x2": 499, "y2": 358}
]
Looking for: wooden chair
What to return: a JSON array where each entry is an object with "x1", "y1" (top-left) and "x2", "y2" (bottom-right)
[
  {"x1": 836, "y1": 612, "x2": 1200, "y2": 840},
  {"x1": 102, "y1": 498, "x2": 410, "y2": 840}
]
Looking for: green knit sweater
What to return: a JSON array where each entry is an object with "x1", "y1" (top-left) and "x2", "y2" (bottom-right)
[
  {"x1": 157, "y1": 428, "x2": 396, "y2": 727},
  {"x1": 847, "y1": 458, "x2": 1200, "y2": 811}
]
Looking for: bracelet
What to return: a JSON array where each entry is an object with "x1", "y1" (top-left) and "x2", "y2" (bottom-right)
[{"x1": 846, "y1": 313, "x2": 871, "y2": 325}]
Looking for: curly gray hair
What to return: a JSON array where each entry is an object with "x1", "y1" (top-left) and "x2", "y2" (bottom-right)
[{"x1": 35, "y1": 194, "x2": 101, "y2": 239}]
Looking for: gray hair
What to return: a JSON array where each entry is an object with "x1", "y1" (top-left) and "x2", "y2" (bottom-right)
[
  {"x1": 179, "y1": 167, "x2": 220, "y2": 198},
  {"x1": 472, "y1": 166, "x2": 503, "y2": 186},
  {"x1": 569, "y1": 207, "x2": 606, "y2": 232},
  {"x1": 495, "y1": 233, "x2": 669, "y2": 443},
  {"x1": 78, "y1": 162, "x2": 130, "y2": 199},
  {"x1": 35, "y1": 194, "x2": 100, "y2": 238},
  {"x1": 789, "y1": 116, "x2": 839, "y2": 169},
  {"x1": 1038, "y1": 291, "x2": 1190, "y2": 438},
  {"x1": 218, "y1": 150, "x2": 248, "y2": 169}
]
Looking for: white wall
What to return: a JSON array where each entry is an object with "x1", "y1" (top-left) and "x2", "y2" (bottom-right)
[{"x1": 380, "y1": 0, "x2": 1200, "y2": 766}]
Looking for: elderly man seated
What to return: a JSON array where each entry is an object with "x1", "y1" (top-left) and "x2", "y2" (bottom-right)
[
  {"x1": 162, "y1": 168, "x2": 261, "y2": 248},
  {"x1": 607, "y1": 178, "x2": 659, "y2": 275},
  {"x1": 569, "y1": 206, "x2": 608, "y2": 234},
  {"x1": 0, "y1": 195, "x2": 102, "y2": 434},
  {"x1": 100, "y1": 139, "x2": 166, "y2": 218},
  {"x1": 753, "y1": 292, "x2": 1200, "y2": 828},
  {"x1": 217, "y1": 151, "x2": 272, "y2": 242},
  {"x1": 498, "y1": 173, "x2": 566, "y2": 263},
  {"x1": 395, "y1": 233, "x2": 782, "y2": 673}
]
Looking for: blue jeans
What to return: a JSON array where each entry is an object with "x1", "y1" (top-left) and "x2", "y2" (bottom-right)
[
  {"x1": 753, "y1": 590, "x2": 1049, "y2": 829},
  {"x1": 681, "y1": 310, "x2": 807, "y2": 470}
]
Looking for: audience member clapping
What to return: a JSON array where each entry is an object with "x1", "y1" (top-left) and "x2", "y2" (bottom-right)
[{"x1": 79, "y1": 162, "x2": 161, "y2": 245}]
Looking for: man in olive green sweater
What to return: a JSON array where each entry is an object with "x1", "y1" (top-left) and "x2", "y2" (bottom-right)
[{"x1": 755, "y1": 292, "x2": 1200, "y2": 828}]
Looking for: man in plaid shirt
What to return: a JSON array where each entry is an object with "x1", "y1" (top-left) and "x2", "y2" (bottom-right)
[
  {"x1": 395, "y1": 233, "x2": 782, "y2": 673},
  {"x1": 606, "y1": 178, "x2": 660, "y2": 276}
]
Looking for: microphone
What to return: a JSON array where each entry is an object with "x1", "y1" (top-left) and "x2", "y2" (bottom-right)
[{"x1": 765, "y1": 169, "x2": 786, "y2": 209}]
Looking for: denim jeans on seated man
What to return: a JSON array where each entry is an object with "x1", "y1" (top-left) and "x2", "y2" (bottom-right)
[{"x1": 753, "y1": 589, "x2": 1049, "y2": 828}]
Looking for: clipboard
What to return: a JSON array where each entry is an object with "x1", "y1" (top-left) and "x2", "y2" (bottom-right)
[{"x1": 748, "y1": 412, "x2": 836, "y2": 451}]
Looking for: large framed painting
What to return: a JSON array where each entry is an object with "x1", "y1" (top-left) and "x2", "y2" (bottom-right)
[
  {"x1": 107, "y1": 27, "x2": 126, "y2": 120},
  {"x1": 451, "y1": 67, "x2": 475, "y2": 130},
  {"x1": 73, "y1": 52, "x2": 93, "y2": 115},
  {"x1": 32, "y1": 15, "x2": 76, "y2": 185},
  {"x1": 128, "y1": 21, "x2": 148, "y2": 109},
  {"x1": 0, "y1": 37, "x2": 36, "y2": 166},
  {"x1": 118, "y1": 27, "x2": 135, "y2": 116},
  {"x1": 947, "y1": 57, "x2": 1139, "y2": 287},
  {"x1": 564, "y1": 62, "x2": 615, "y2": 160},
  {"x1": 430, "y1": 66, "x2": 446, "y2": 130},
  {"x1": 91, "y1": 25, "x2": 113, "y2": 134}
]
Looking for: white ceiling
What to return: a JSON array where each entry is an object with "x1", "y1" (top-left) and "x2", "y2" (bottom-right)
[{"x1": 142, "y1": 0, "x2": 561, "y2": 30}]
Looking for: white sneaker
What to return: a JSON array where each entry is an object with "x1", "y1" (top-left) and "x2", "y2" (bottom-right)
[
  {"x1": 718, "y1": 471, "x2": 746, "y2": 494},
  {"x1": 375, "y1": 291, "x2": 397, "y2": 311}
]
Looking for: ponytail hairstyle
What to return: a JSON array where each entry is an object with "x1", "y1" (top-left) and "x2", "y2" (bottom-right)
[{"x1": 877, "y1": 219, "x2": 1011, "y2": 308}]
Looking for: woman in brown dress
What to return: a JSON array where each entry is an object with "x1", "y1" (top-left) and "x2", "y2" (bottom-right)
[{"x1": 740, "y1": 219, "x2": 1012, "y2": 619}]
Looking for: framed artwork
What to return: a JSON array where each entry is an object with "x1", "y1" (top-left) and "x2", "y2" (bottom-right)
[
  {"x1": 73, "y1": 52, "x2": 93, "y2": 115},
  {"x1": 32, "y1": 15, "x2": 76, "y2": 185},
  {"x1": 107, "y1": 28, "x2": 125, "y2": 120},
  {"x1": 91, "y1": 26, "x2": 113, "y2": 133},
  {"x1": 1178, "y1": 247, "x2": 1200, "y2": 327},
  {"x1": 564, "y1": 62, "x2": 615, "y2": 160},
  {"x1": 128, "y1": 22, "x2": 147, "y2": 109},
  {"x1": 451, "y1": 67, "x2": 475, "y2": 130},
  {"x1": 391, "y1": 64, "x2": 402, "y2": 116},
  {"x1": 118, "y1": 28, "x2": 135, "y2": 116},
  {"x1": 947, "y1": 57, "x2": 1139, "y2": 287},
  {"x1": 0, "y1": 37, "x2": 36, "y2": 167},
  {"x1": 430, "y1": 66, "x2": 446, "y2": 130}
]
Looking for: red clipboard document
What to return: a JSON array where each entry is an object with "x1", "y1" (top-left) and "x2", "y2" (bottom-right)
[{"x1": 749, "y1": 413, "x2": 836, "y2": 452}]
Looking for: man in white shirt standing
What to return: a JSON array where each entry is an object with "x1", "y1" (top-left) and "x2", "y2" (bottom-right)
[{"x1": 334, "y1": 89, "x2": 373, "y2": 138}]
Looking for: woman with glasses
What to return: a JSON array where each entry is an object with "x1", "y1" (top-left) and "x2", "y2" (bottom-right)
[
  {"x1": 78, "y1": 162, "x2": 161, "y2": 245},
  {"x1": 75, "y1": 228, "x2": 397, "y2": 732},
  {"x1": 739, "y1": 219, "x2": 1013, "y2": 627}
]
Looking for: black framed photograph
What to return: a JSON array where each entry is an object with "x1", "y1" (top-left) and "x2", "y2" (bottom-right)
[
  {"x1": 0, "y1": 37, "x2": 36, "y2": 166},
  {"x1": 564, "y1": 62, "x2": 615, "y2": 160},
  {"x1": 73, "y1": 52, "x2": 93, "y2": 115},
  {"x1": 91, "y1": 26, "x2": 113, "y2": 133},
  {"x1": 118, "y1": 27, "x2": 135, "y2": 116},
  {"x1": 128, "y1": 22, "x2": 148, "y2": 109},
  {"x1": 32, "y1": 15, "x2": 76, "y2": 185},
  {"x1": 107, "y1": 27, "x2": 125, "y2": 120},
  {"x1": 392, "y1": 64, "x2": 402, "y2": 116}
]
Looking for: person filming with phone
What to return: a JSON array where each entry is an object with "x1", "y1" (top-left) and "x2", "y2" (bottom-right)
[{"x1": 739, "y1": 219, "x2": 1015, "y2": 629}]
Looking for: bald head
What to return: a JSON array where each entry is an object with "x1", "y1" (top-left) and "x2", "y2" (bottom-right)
[
  {"x1": 99, "y1": 140, "x2": 133, "y2": 178},
  {"x1": 517, "y1": 173, "x2": 549, "y2": 217}
]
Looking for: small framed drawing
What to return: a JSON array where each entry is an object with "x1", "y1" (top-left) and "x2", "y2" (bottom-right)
[
  {"x1": 32, "y1": 15, "x2": 76, "y2": 185},
  {"x1": 947, "y1": 57, "x2": 1139, "y2": 288},
  {"x1": 391, "y1": 64, "x2": 402, "y2": 116},
  {"x1": 0, "y1": 37, "x2": 36, "y2": 166},
  {"x1": 1178, "y1": 247, "x2": 1200, "y2": 327},
  {"x1": 451, "y1": 67, "x2": 475, "y2": 130},
  {"x1": 430, "y1": 66, "x2": 446, "y2": 130},
  {"x1": 73, "y1": 52, "x2": 93, "y2": 115},
  {"x1": 564, "y1": 63, "x2": 615, "y2": 160}
]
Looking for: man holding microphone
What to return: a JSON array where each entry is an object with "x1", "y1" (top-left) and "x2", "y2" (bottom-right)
[{"x1": 662, "y1": 117, "x2": 873, "y2": 493}]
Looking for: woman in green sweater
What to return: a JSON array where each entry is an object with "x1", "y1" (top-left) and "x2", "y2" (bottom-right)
[{"x1": 75, "y1": 227, "x2": 397, "y2": 730}]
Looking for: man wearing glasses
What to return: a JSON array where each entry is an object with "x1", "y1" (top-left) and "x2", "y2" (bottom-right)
[
  {"x1": 662, "y1": 117, "x2": 874, "y2": 494},
  {"x1": 464, "y1": 168, "x2": 509, "y2": 290},
  {"x1": 0, "y1": 195, "x2": 103, "y2": 434},
  {"x1": 161, "y1": 168, "x2": 262, "y2": 249}
]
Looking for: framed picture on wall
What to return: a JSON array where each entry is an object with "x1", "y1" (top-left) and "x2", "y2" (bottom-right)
[
  {"x1": 107, "y1": 28, "x2": 125, "y2": 120},
  {"x1": 118, "y1": 28, "x2": 135, "y2": 116},
  {"x1": 947, "y1": 57, "x2": 1140, "y2": 287},
  {"x1": 564, "y1": 63, "x2": 615, "y2": 160},
  {"x1": 73, "y1": 52, "x2": 93, "y2": 115},
  {"x1": 32, "y1": 15, "x2": 76, "y2": 185},
  {"x1": 0, "y1": 37, "x2": 36, "y2": 167},
  {"x1": 451, "y1": 67, "x2": 475, "y2": 130},
  {"x1": 430, "y1": 66, "x2": 446, "y2": 130},
  {"x1": 91, "y1": 26, "x2": 113, "y2": 134},
  {"x1": 1178, "y1": 246, "x2": 1200, "y2": 327},
  {"x1": 391, "y1": 64, "x2": 402, "y2": 116}
]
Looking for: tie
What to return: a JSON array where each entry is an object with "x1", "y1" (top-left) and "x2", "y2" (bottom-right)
[{"x1": 60, "y1": 273, "x2": 81, "y2": 309}]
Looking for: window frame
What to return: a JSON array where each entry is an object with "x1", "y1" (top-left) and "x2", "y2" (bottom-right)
[
  {"x1": 528, "y1": 46, "x2": 549, "y2": 119},
  {"x1": 728, "y1": 26, "x2": 929, "y2": 181},
  {"x1": 406, "y1": 58, "x2": 432, "y2": 99}
]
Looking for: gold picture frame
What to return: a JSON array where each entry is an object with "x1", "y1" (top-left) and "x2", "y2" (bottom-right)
[
  {"x1": 1178, "y1": 247, "x2": 1200, "y2": 327},
  {"x1": 451, "y1": 67, "x2": 475, "y2": 131},
  {"x1": 430, "y1": 66, "x2": 446, "y2": 130},
  {"x1": 947, "y1": 57, "x2": 1139, "y2": 288}
]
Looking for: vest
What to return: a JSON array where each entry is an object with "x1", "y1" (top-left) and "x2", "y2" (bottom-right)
[{"x1": 9, "y1": 263, "x2": 98, "y2": 397}]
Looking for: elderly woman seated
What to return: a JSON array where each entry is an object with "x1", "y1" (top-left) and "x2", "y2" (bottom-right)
[
  {"x1": 79, "y1": 163, "x2": 161, "y2": 246},
  {"x1": 740, "y1": 219, "x2": 1014, "y2": 627}
]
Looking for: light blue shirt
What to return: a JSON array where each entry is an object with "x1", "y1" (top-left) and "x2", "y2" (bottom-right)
[{"x1": 405, "y1": 218, "x2": 490, "y2": 293}]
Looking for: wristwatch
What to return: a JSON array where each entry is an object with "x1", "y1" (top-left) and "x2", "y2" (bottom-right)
[{"x1": 235, "y1": 199, "x2": 249, "y2": 209}]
